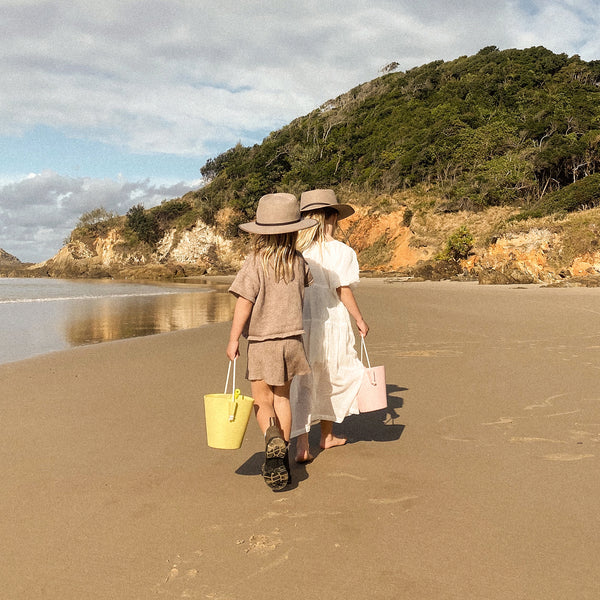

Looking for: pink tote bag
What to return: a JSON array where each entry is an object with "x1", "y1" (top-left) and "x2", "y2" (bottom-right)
[{"x1": 356, "y1": 337, "x2": 387, "y2": 413}]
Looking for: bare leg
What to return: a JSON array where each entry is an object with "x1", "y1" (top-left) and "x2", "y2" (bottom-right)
[
  {"x1": 251, "y1": 379, "x2": 275, "y2": 435},
  {"x1": 272, "y1": 381, "x2": 292, "y2": 442},
  {"x1": 251, "y1": 379, "x2": 293, "y2": 440},
  {"x1": 320, "y1": 420, "x2": 347, "y2": 450},
  {"x1": 295, "y1": 432, "x2": 314, "y2": 463},
  {"x1": 252, "y1": 379, "x2": 290, "y2": 490}
]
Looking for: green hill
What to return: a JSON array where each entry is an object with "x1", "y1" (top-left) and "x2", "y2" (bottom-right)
[
  {"x1": 186, "y1": 45, "x2": 600, "y2": 230},
  {"x1": 62, "y1": 46, "x2": 600, "y2": 282}
]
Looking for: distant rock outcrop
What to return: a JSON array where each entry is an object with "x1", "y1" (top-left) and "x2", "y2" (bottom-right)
[
  {"x1": 0, "y1": 248, "x2": 22, "y2": 265},
  {"x1": 36, "y1": 219, "x2": 245, "y2": 279}
]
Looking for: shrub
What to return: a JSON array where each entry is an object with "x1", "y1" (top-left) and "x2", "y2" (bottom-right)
[
  {"x1": 513, "y1": 173, "x2": 600, "y2": 220},
  {"x1": 437, "y1": 225, "x2": 474, "y2": 261},
  {"x1": 76, "y1": 207, "x2": 118, "y2": 229},
  {"x1": 126, "y1": 204, "x2": 160, "y2": 245},
  {"x1": 71, "y1": 207, "x2": 120, "y2": 243},
  {"x1": 358, "y1": 234, "x2": 394, "y2": 268}
]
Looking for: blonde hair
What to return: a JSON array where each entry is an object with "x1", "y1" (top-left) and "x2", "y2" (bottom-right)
[
  {"x1": 296, "y1": 208, "x2": 337, "y2": 252},
  {"x1": 252, "y1": 232, "x2": 298, "y2": 282}
]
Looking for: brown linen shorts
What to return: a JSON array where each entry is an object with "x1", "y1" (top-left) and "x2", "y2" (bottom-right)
[{"x1": 246, "y1": 335, "x2": 310, "y2": 386}]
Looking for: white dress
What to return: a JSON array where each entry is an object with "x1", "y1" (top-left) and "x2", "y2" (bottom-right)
[{"x1": 290, "y1": 239, "x2": 365, "y2": 438}]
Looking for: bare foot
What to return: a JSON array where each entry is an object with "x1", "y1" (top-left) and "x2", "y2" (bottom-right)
[
  {"x1": 295, "y1": 447, "x2": 314, "y2": 463},
  {"x1": 320, "y1": 434, "x2": 347, "y2": 450},
  {"x1": 295, "y1": 433, "x2": 314, "y2": 463}
]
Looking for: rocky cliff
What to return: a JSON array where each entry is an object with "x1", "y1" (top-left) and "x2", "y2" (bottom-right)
[
  {"x1": 0, "y1": 248, "x2": 22, "y2": 265},
  {"x1": 29, "y1": 197, "x2": 600, "y2": 286},
  {"x1": 35, "y1": 218, "x2": 245, "y2": 279},
  {"x1": 0, "y1": 248, "x2": 26, "y2": 277}
]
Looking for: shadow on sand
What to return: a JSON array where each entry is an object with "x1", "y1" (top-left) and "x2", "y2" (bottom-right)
[{"x1": 235, "y1": 383, "x2": 406, "y2": 491}]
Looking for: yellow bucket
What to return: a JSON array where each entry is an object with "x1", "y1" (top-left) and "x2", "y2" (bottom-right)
[
  {"x1": 204, "y1": 359, "x2": 254, "y2": 449},
  {"x1": 204, "y1": 389, "x2": 254, "y2": 449}
]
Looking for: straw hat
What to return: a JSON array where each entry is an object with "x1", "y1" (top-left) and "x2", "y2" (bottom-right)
[
  {"x1": 299, "y1": 189, "x2": 355, "y2": 220},
  {"x1": 239, "y1": 193, "x2": 317, "y2": 234}
]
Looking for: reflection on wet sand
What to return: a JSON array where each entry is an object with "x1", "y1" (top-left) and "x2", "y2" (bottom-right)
[{"x1": 66, "y1": 290, "x2": 236, "y2": 346}]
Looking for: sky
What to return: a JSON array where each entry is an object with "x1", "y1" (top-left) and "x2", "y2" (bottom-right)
[{"x1": 1, "y1": 0, "x2": 599, "y2": 262}]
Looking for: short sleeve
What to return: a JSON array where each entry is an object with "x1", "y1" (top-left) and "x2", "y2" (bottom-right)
[
  {"x1": 337, "y1": 244, "x2": 360, "y2": 287},
  {"x1": 229, "y1": 253, "x2": 260, "y2": 303}
]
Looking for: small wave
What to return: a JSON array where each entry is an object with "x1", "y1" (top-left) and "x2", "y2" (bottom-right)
[{"x1": 0, "y1": 291, "x2": 183, "y2": 304}]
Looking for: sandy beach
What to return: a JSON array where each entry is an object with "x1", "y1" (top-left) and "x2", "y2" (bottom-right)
[{"x1": 1, "y1": 279, "x2": 600, "y2": 599}]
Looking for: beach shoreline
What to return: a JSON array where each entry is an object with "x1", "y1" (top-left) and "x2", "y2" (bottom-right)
[
  {"x1": 0, "y1": 276, "x2": 237, "y2": 366},
  {"x1": 2, "y1": 280, "x2": 600, "y2": 599}
]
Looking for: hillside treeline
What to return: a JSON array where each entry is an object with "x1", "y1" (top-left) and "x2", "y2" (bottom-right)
[
  {"x1": 191, "y1": 46, "x2": 600, "y2": 228},
  {"x1": 71, "y1": 46, "x2": 600, "y2": 251}
]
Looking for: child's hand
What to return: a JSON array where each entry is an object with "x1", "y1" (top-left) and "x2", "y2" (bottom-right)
[
  {"x1": 226, "y1": 340, "x2": 240, "y2": 361},
  {"x1": 357, "y1": 318, "x2": 369, "y2": 337}
]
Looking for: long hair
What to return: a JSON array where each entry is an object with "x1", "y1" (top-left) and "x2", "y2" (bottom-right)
[
  {"x1": 252, "y1": 232, "x2": 298, "y2": 282},
  {"x1": 296, "y1": 208, "x2": 338, "y2": 252}
]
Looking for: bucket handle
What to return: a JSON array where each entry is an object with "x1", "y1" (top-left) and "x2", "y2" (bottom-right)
[
  {"x1": 224, "y1": 359, "x2": 241, "y2": 421},
  {"x1": 360, "y1": 337, "x2": 378, "y2": 387},
  {"x1": 360, "y1": 336, "x2": 372, "y2": 369}
]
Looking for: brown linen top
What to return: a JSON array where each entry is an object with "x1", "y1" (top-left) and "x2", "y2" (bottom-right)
[{"x1": 229, "y1": 251, "x2": 313, "y2": 341}]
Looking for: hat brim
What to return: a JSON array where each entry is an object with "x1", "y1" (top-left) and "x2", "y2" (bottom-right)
[
  {"x1": 239, "y1": 217, "x2": 318, "y2": 235},
  {"x1": 300, "y1": 203, "x2": 355, "y2": 220}
]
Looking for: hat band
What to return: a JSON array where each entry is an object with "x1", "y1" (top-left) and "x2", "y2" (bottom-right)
[
  {"x1": 301, "y1": 202, "x2": 336, "y2": 211},
  {"x1": 255, "y1": 218, "x2": 301, "y2": 227}
]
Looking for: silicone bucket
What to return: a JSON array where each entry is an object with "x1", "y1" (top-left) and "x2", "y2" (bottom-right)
[
  {"x1": 204, "y1": 360, "x2": 254, "y2": 449},
  {"x1": 357, "y1": 337, "x2": 388, "y2": 413}
]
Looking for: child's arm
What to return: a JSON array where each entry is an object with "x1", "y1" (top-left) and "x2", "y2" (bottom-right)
[
  {"x1": 337, "y1": 286, "x2": 369, "y2": 337},
  {"x1": 226, "y1": 296, "x2": 253, "y2": 361}
]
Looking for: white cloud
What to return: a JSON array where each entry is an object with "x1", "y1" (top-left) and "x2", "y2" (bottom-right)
[
  {"x1": 4, "y1": 0, "x2": 598, "y2": 158},
  {"x1": 1, "y1": 0, "x2": 600, "y2": 262},
  {"x1": 0, "y1": 171, "x2": 197, "y2": 262}
]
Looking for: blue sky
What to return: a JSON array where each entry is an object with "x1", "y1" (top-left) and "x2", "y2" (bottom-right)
[
  {"x1": 1, "y1": 0, "x2": 599, "y2": 262},
  {"x1": 0, "y1": 126, "x2": 211, "y2": 182}
]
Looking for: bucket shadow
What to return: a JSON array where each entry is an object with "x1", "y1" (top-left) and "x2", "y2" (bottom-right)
[
  {"x1": 343, "y1": 383, "x2": 406, "y2": 443},
  {"x1": 328, "y1": 384, "x2": 408, "y2": 446}
]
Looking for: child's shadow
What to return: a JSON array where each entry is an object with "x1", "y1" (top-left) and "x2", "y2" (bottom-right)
[{"x1": 235, "y1": 384, "x2": 406, "y2": 490}]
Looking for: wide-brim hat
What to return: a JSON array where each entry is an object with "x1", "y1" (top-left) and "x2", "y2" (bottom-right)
[
  {"x1": 299, "y1": 189, "x2": 355, "y2": 220},
  {"x1": 239, "y1": 193, "x2": 317, "y2": 234}
]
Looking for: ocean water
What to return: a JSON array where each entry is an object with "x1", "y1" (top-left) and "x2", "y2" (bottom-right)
[{"x1": 0, "y1": 278, "x2": 236, "y2": 365}]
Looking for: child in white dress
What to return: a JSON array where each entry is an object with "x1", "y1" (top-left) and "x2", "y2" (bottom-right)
[{"x1": 290, "y1": 189, "x2": 369, "y2": 463}]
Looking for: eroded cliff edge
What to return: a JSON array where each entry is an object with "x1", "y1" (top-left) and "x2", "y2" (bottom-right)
[{"x1": 23, "y1": 194, "x2": 600, "y2": 287}]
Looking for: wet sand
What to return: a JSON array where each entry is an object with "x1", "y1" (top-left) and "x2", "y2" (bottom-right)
[
  {"x1": 1, "y1": 280, "x2": 600, "y2": 599},
  {"x1": 0, "y1": 278, "x2": 236, "y2": 365}
]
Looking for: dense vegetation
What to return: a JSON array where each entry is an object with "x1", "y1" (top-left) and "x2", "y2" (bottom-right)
[
  {"x1": 71, "y1": 46, "x2": 600, "y2": 253},
  {"x1": 190, "y1": 45, "x2": 600, "y2": 228}
]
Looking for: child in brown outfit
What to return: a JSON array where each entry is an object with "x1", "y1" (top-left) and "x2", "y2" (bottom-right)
[{"x1": 227, "y1": 193, "x2": 316, "y2": 490}]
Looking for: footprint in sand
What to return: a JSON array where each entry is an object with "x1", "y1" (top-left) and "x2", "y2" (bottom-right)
[
  {"x1": 238, "y1": 532, "x2": 282, "y2": 554},
  {"x1": 160, "y1": 551, "x2": 203, "y2": 585}
]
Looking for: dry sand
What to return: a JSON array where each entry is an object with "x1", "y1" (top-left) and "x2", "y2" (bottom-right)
[{"x1": 1, "y1": 280, "x2": 600, "y2": 599}]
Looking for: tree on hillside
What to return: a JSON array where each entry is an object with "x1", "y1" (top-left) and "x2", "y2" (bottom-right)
[
  {"x1": 76, "y1": 207, "x2": 118, "y2": 229},
  {"x1": 191, "y1": 46, "x2": 600, "y2": 229},
  {"x1": 126, "y1": 204, "x2": 160, "y2": 245}
]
